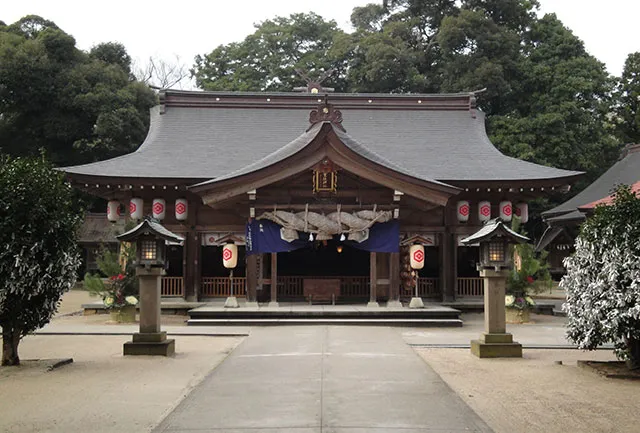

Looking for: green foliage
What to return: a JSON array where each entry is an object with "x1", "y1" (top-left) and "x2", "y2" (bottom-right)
[
  {"x1": 614, "y1": 52, "x2": 640, "y2": 143},
  {"x1": 83, "y1": 243, "x2": 138, "y2": 309},
  {"x1": 192, "y1": 13, "x2": 348, "y2": 92},
  {"x1": 0, "y1": 16, "x2": 157, "y2": 166},
  {"x1": 562, "y1": 185, "x2": 640, "y2": 367},
  {"x1": 0, "y1": 155, "x2": 83, "y2": 365},
  {"x1": 506, "y1": 217, "x2": 552, "y2": 301},
  {"x1": 192, "y1": 2, "x2": 621, "y2": 189}
]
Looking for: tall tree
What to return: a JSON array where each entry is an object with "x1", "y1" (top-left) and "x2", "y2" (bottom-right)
[
  {"x1": 0, "y1": 16, "x2": 157, "y2": 166},
  {"x1": 488, "y1": 14, "x2": 619, "y2": 182},
  {"x1": 192, "y1": 13, "x2": 348, "y2": 92},
  {"x1": 614, "y1": 52, "x2": 640, "y2": 144},
  {"x1": 0, "y1": 155, "x2": 82, "y2": 366}
]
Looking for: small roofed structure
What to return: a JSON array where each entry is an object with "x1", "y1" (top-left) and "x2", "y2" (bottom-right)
[
  {"x1": 460, "y1": 219, "x2": 529, "y2": 245},
  {"x1": 537, "y1": 144, "x2": 640, "y2": 273},
  {"x1": 117, "y1": 217, "x2": 185, "y2": 244}
]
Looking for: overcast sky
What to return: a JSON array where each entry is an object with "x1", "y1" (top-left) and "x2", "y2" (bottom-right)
[{"x1": 3, "y1": 0, "x2": 639, "y2": 80}]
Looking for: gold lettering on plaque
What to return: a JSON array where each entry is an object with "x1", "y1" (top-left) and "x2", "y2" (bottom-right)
[{"x1": 312, "y1": 159, "x2": 337, "y2": 194}]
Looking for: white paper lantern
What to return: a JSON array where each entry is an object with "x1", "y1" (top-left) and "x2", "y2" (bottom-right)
[
  {"x1": 129, "y1": 198, "x2": 143, "y2": 220},
  {"x1": 499, "y1": 201, "x2": 512, "y2": 222},
  {"x1": 152, "y1": 198, "x2": 166, "y2": 220},
  {"x1": 456, "y1": 200, "x2": 470, "y2": 222},
  {"x1": 409, "y1": 244, "x2": 425, "y2": 270},
  {"x1": 107, "y1": 200, "x2": 120, "y2": 222},
  {"x1": 175, "y1": 198, "x2": 188, "y2": 221},
  {"x1": 478, "y1": 201, "x2": 491, "y2": 222},
  {"x1": 515, "y1": 202, "x2": 529, "y2": 223},
  {"x1": 222, "y1": 243, "x2": 238, "y2": 269}
]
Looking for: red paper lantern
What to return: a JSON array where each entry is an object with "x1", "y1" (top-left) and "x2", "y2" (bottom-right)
[
  {"x1": 499, "y1": 201, "x2": 512, "y2": 222},
  {"x1": 478, "y1": 201, "x2": 491, "y2": 222},
  {"x1": 175, "y1": 198, "x2": 188, "y2": 221},
  {"x1": 515, "y1": 203, "x2": 529, "y2": 223},
  {"x1": 152, "y1": 198, "x2": 166, "y2": 220},
  {"x1": 129, "y1": 198, "x2": 143, "y2": 220},
  {"x1": 107, "y1": 200, "x2": 120, "y2": 222},
  {"x1": 456, "y1": 201, "x2": 470, "y2": 222}
]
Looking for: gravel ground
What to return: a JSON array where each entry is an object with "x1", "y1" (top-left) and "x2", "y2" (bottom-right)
[
  {"x1": 417, "y1": 348, "x2": 639, "y2": 433},
  {"x1": 0, "y1": 334, "x2": 243, "y2": 433}
]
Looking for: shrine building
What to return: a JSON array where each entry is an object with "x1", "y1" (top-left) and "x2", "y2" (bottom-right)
[{"x1": 63, "y1": 89, "x2": 581, "y2": 305}]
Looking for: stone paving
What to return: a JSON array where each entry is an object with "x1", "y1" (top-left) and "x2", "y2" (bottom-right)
[{"x1": 153, "y1": 326, "x2": 493, "y2": 433}]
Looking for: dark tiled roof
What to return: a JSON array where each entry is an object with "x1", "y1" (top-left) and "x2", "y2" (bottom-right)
[
  {"x1": 77, "y1": 214, "x2": 125, "y2": 243},
  {"x1": 62, "y1": 91, "x2": 581, "y2": 183},
  {"x1": 193, "y1": 121, "x2": 455, "y2": 189},
  {"x1": 460, "y1": 218, "x2": 529, "y2": 244},
  {"x1": 117, "y1": 217, "x2": 184, "y2": 243},
  {"x1": 542, "y1": 144, "x2": 640, "y2": 218}
]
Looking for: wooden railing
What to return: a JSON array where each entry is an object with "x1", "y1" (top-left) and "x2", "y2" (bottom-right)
[
  {"x1": 417, "y1": 278, "x2": 440, "y2": 298},
  {"x1": 201, "y1": 277, "x2": 246, "y2": 297},
  {"x1": 276, "y1": 276, "x2": 371, "y2": 300},
  {"x1": 161, "y1": 277, "x2": 184, "y2": 297},
  {"x1": 340, "y1": 276, "x2": 370, "y2": 299},
  {"x1": 456, "y1": 277, "x2": 484, "y2": 297}
]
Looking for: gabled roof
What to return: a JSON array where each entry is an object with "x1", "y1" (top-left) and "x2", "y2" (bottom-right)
[
  {"x1": 117, "y1": 218, "x2": 184, "y2": 243},
  {"x1": 62, "y1": 90, "x2": 582, "y2": 185},
  {"x1": 578, "y1": 180, "x2": 640, "y2": 210},
  {"x1": 543, "y1": 144, "x2": 640, "y2": 220},
  {"x1": 460, "y1": 218, "x2": 529, "y2": 245}
]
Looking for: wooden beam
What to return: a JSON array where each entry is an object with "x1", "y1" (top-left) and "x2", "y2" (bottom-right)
[
  {"x1": 271, "y1": 253, "x2": 278, "y2": 304},
  {"x1": 389, "y1": 252, "x2": 400, "y2": 303},
  {"x1": 370, "y1": 252, "x2": 377, "y2": 304},
  {"x1": 246, "y1": 254, "x2": 257, "y2": 303}
]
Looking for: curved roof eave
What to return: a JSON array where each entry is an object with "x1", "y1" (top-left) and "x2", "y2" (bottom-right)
[{"x1": 189, "y1": 121, "x2": 460, "y2": 196}]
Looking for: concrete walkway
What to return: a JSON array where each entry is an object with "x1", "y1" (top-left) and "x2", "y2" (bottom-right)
[{"x1": 153, "y1": 326, "x2": 492, "y2": 432}]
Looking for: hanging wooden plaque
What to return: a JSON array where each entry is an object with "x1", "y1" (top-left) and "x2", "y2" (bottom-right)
[{"x1": 312, "y1": 159, "x2": 338, "y2": 194}]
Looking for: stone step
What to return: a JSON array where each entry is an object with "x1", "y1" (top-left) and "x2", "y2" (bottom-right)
[{"x1": 187, "y1": 318, "x2": 463, "y2": 327}]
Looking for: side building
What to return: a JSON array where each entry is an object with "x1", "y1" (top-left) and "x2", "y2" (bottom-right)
[
  {"x1": 63, "y1": 90, "x2": 581, "y2": 303},
  {"x1": 538, "y1": 143, "x2": 640, "y2": 277}
]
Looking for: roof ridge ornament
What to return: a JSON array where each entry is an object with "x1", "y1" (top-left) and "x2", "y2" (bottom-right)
[
  {"x1": 308, "y1": 94, "x2": 346, "y2": 132},
  {"x1": 293, "y1": 68, "x2": 335, "y2": 93}
]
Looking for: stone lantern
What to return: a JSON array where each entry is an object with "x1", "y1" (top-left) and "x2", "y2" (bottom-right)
[
  {"x1": 461, "y1": 219, "x2": 528, "y2": 358},
  {"x1": 117, "y1": 217, "x2": 184, "y2": 356}
]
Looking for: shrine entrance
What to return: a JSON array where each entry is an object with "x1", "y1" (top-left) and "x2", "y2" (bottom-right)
[{"x1": 276, "y1": 240, "x2": 370, "y2": 303}]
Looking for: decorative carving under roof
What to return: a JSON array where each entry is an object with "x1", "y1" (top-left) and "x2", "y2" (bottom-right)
[{"x1": 308, "y1": 95, "x2": 345, "y2": 132}]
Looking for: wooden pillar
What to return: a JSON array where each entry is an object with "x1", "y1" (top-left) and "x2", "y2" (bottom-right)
[
  {"x1": 183, "y1": 231, "x2": 199, "y2": 302},
  {"x1": 441, "y1": 232, "x2": 456, "y2": 302},
  {"x1": 246, "y1": 253, "x2": 258, "y2": 305},
  {"x1": 388, "y1": 251, "x2": 401, "y2": 307},
  {"x1": 368, "y1": 252, "x2": 378, "y2": 307},
  {"x1": 269, "y1": 253, "x2": 278, "y2": 306}
]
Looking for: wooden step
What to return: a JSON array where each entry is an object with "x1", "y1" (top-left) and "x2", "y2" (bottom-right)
[{"x1": 187, "y1": 318, "x2": 463, "y2": 327}]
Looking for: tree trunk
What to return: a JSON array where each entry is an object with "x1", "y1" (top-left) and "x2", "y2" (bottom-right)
[
  {"x1": 626, "y1": 337, "x2": 640, "y2": 371},
  {"x1": 2, "y1": 326, "x2": 20, "y2": 366}
]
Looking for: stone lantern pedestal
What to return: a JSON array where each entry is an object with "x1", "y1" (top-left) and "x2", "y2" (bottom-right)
[
  {"x1": 470, "y1": 269, "x2": 522, "y2": 358},
  {"x1": 123, "y1": 267, "x2": 175, "y2": 356}
]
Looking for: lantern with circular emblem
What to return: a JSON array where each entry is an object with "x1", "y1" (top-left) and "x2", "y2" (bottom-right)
[
  {"x1": 478, "y1": 201, "x2": 491, "y2": 222},
  {"x1": 129, "y1": 198, "x2": 143, "y2": 220},
  {"x1": 152, "y1": 198, "x2": 166, "y2": 220},
  {"x1": 499, "y1": 201, "x2": 512, "y2": 222},
  {"x1": 107, "y1": 200, "x2": 121, "y2": 223},
  {"x1": 175, "y1": 198, "x2": 188, "y2": 221},
  {"x1": 222, "y1": 243, "x2": 238, "y2": 269},
  {"x1": 409, "y1": 244, "x2": 425, "y2": 270},
  {"x1": 515, "y1": 203, "x2": 529, "y2": 223},
  {"x1": 456, "y1": 200, "x2": 470, "y2": 222}
]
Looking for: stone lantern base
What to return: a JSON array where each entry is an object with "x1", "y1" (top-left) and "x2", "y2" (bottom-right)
[
  {"x1": 123, "y1": 331, "x2": 175, "y2": 356},
  {"x1": 470, "y1": 333, "x2": 522, "y2": 358}
]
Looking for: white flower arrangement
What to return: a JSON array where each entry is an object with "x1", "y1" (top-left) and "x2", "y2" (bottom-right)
[{"x1": 125, "y1": 296, "x2": 138, "y2": 306}]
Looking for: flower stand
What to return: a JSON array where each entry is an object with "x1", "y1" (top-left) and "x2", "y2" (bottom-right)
[
  {"x1": 505, "y1": 307, "x2": 530, "y2": 324},
  {"x1": 110, "y1": 305, "x2": 137, "y2": 323}
]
